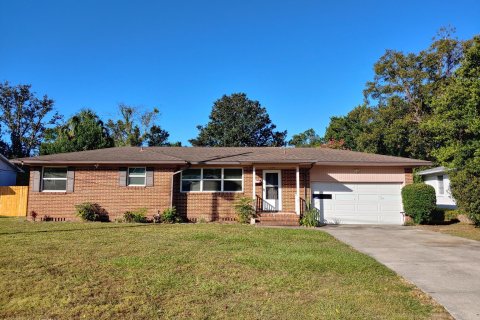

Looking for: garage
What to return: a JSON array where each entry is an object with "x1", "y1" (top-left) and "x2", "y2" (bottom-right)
[{"x1": 311, "y1": 182, "x2": 404, "y2": 225}]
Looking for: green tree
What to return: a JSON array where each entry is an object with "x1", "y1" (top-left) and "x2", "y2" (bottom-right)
[
  {"x1": 424, "y1": 36, "x2": 480, "y2": 171},
  {"x1": 324, "y1": 105, "x2": 375, "y2": 151},
  {"x1": 288, "y1": 128, "x2": 323, "y2": 147},
  {"x1": 40, "y1": 109, "x2": 114, "y2": 155},
  {"x1": 424, "y1": 36, "x2": 480, "y2": 225},
  {"x1": 322, "y1": 28, "x2": 465, "y2": 160},
  {"x1": 106, "y1": 104, "x2": 176, "y2": 147},
  {"x1": 0, "y1": 82, "x2": 61, "y2": 157},
  {"x1": 107, "y1": 104, "x2": 143, "y2": 146},
  {"x1": 146, "y1": 125, "x2": 181, "y2": 146},
  {"x1": 361, "y1": 27, "x2": 464, "y2": 160},
  {"x1": 189, "y1": 93, "x2": 286, "y2": 147}
]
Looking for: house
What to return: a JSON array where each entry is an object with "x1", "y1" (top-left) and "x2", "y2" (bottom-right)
[
  {"x1": 0, "y1": 153, "x2": 20, "y2": 186},
  {"x1": 12, "y1": 147, "x2": 430, "y2": 225},
  {"x1": 417, "y1": 166, "x2": 457, "y2": 209}
]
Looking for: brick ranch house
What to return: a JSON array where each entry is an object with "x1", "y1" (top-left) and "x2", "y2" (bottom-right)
[{"x1": 13, "y1": 147, "x2": 430, "y2": 225}]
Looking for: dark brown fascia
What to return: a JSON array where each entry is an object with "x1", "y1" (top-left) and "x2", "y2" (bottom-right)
[
  {"x1": 314, "y1": 161, "x2": 432, "y2": 167},
  {"x1": 11, "y1": 160, "x2": 187, "y2": 166}
]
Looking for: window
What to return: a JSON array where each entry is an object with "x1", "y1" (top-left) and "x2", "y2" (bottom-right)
[
  {"x1": 437, "y1": 175, "x2": 444, "y2": 195},
  {"x1": 42, "y1": 167, "x2": 67, "y2": 191},
  {"x1": 181, "y1": 168, "x2": 243, "y2": 192},
  {"x1": 128, "y1": 167, "x2": 146, "y2": 186},
  {"x1": 203, "y1": 168, "x2": 222, "y2": 191},
  {"x1": 223, "y1": 169, "x2": 243, "y2": 191},
  {"x1": 181, "y1": 169, "x2": 201, "y2": 191}
]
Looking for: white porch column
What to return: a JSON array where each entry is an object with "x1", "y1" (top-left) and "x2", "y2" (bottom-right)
[
  {"x1": 252, "y1": 166, "x2": 256, "y2": 200},
  {"x1": 295, "y1": 166, "x2": 300, "y2": 215}
]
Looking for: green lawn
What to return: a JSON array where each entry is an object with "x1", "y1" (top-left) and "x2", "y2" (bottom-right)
[
  {"x1": 418, "y1": 223, "x2": 480, "y2": 241},
  {"x1": 0, "y1": 217, "x2": 448, "y2": 319}
]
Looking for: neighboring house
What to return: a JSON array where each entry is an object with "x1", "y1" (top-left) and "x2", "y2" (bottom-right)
[
  {"x1": 12, "y1": 147, "x2": 430, "y2": 225},
  {"x1": 417, "y1": 167, "x2": 457, "y2": 209},
  {"x1": 0, "y1": 153, "x2": 20, "y2": 186}
]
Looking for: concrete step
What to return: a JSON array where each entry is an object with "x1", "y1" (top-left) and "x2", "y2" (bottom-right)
[
  {"x1": 256, "y1": 212, "x2": 300, "y2": 226},
  {"x1": 257, "y1": 221, "x2": 300, "y2": 226}
]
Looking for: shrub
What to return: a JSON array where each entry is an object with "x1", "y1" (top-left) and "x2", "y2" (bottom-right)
[
  {"x1": 234, "y1": 197, "x2": 255, "y2": 224},
  {"x1": 450, "y1": 170, "x2": 480, "y2": 226},
  {"x1": 30, "y1": 211, "x2": 38, "y2": 222},
  {"x1": 300, "y1": 204, "x2": 320, "y2": 227},
  {"x1": 124, "y1": 208, "x2": 148, "y2": 223},
  {"x1": 445, "y1": 209, "x2": 462, "y2": 222},
  {"x1": 161, "y1": 207, "x2": 181, "y2": 223},
  {"x1": 401, "y1": 183, "x2": 436, "y2": 224},
  {"x1": 75, "y1": 202, "x2": 109, "y2": 222}
]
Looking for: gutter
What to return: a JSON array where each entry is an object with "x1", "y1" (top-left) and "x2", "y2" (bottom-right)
[{"x1": 12, "y1": 160, "x2": 187, "y2": 166}]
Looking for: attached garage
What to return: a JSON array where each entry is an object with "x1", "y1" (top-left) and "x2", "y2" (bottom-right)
[
  {"x1": 310, "y1": 166, "x2": 407, "y2": 225},
  {"x1": 311, "y1": 182, "x2": 404, "y2": 224}
]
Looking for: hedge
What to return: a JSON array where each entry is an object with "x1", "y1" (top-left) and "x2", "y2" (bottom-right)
[{"x1": 401, "y1": 183, "x2": 436, "y2": 224}]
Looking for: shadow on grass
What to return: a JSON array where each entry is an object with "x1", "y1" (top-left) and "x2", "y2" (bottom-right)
[{"x1": 0, "y1": 223, "x2": 153, "y2": 236}]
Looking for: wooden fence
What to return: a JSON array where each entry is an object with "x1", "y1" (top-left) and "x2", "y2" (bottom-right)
[{"x1": 0, "y1": 186, "x2": 28, "y2": 217}]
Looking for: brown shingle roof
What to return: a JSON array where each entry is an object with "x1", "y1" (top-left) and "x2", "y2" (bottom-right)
[{"x1": 12, "y1": 147, "x2": 431, "y2": 167}]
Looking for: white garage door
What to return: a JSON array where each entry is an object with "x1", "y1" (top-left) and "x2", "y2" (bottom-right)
[{"x1": 311, "y1": 182, "x2": 404, "y2": 225}]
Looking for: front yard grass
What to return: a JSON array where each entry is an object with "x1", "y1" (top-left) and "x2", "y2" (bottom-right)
[
  {"x1": 0, "y1": 217, "x2": 448, "y2": 319},
  {"x1": 418, "y1": 222, "x2": 480, "y2": 241}
]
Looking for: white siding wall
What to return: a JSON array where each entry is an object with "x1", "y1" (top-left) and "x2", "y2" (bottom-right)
[
  {"x1": 0, "y1": 160, "x2": 16, "y2": 186},
  {"x1": 423, "y1": 174, "x2": 456, "y2": 208}
]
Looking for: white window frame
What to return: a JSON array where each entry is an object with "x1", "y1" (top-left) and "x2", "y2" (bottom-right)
[
  {"x1": 180, "y1": 168, "x2": 244, "y2": 193},
  {"x1": 127, "y1": 167, "x2": 147, "y2": 187},
  {"x1": 41, "y1": 166, "x2": 68, "y2": 192}
]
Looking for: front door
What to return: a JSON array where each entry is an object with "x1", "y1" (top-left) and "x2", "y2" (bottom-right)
[{"x1": 263, "y1": 170, "x2": 282, "y2": 211}]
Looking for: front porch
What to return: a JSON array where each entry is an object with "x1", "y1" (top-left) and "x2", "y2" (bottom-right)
[{"x1": 251, "y1": 165, "x2": 310, "y2": 226}]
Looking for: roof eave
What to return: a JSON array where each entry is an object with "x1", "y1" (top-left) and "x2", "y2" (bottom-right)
[
  {"x1": 314, "y1": 161, "x2": 432, "y2": 167},
  {"x1": 417, "y1": 166, "x2": 451, "y2": 175},
  {"x1": 11, "y1": 160, "x2": 187, "y2": 166}
]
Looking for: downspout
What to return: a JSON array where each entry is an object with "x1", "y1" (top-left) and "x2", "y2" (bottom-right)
[{"x1": 170, "y1": 163, "x2": 190, "y2": 207}]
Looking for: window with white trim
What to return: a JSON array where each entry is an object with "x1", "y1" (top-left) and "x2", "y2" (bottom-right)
[
  {"x1": 181, "y1": 168, "x2": 243, "y2": 192},
  {"x1": 42, "y1": 167, "x2": 67, "y2": 191},
  {"x1": 128, "y1": 167, "x2": 146, "y2": 186}
]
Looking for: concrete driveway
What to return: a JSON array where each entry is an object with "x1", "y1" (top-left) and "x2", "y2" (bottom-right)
[{"x1": 323, "y1": 225, "x2": 480, "y2": 320}]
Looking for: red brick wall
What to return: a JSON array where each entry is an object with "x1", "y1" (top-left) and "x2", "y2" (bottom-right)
[
  {"x1": 27, "y1": 166, "x2": 174, "y2": 221},
  {"x1": 27, "y1": 165, "x2": 311, "y2": 221},
  {"x1": 404, "y1": 168, "x2": 414, "y2": 185}
]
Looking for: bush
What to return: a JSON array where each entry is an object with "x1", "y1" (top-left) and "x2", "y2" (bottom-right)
[
  {"x1": 75, "y1": 202, "x2": 109, "y2": 222},
  {"x1": 300, "y1": 204, "x2": 320, "y2": 227},
  {"x1": 445, "y1": 209, "x2": 461, "y2": 222},
  {"x1": 450, "y1": 170, "x2": 480, "y2": 226},
  {"x1": 161, "y1": 207, "x2": 181, "y2": 223},
  {"x1": 234, "y1": 197, "x2": 255, "y2": 224},
  {"x1": 124, "y1": 208, "x2": 148, "y2": 223},
  {"x1": 401, "y1": 183, "x2": 436, "y2": 224}
]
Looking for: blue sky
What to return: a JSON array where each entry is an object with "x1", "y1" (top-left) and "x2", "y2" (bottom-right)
[{"x1": 1, "y1": 0, "x2": 479, "y2": 145}]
